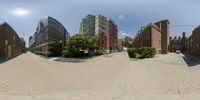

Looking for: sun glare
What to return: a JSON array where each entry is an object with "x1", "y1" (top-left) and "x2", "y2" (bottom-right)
[{"x1": 14, "y1": 8, "x2": 28, "y2": 16}]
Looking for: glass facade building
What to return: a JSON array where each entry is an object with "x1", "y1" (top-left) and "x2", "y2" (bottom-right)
[
  {"x1": 29, "y1": 16, "x2": 70, "y2": 52},
  {"x1": 80, "y1": 15, "x2": 96, "y2": 36}
]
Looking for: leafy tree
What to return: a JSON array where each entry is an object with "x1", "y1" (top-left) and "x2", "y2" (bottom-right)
[
  {"x1": 86, "y1": 36, "x2": 99, "y2": 56},
  {"x1": 123, "y1": 36, "x2": 133, "y2": 48},
  {"x1": 86, "y1": 35, "x2": 98, "y2": 51},
  {"x1": 64, "y1": 34, "x2": 99, "y2": 57},
  {"x1": 67, "y1": 34, "x2": 87, "y2": 57},
  {"x1": 48, "y1": 41, "x2": 62, "y2": 57}
]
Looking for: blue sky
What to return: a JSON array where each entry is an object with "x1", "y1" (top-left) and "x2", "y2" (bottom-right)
[{"x1": 0, "y1": 0, "x2": 200, "y2": 46}]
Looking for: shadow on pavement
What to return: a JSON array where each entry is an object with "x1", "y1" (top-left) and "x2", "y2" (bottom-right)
[
  {"x1": 54, "y1": 58, "x2": 89, "y2": 63},
  {"x1": 0, "y1": 58, "x2": 12, "y2": 64},
  {"x1": 0, "y1": 54, "x2": 22, "y2": 64},
  {"x1": 182, "y1": 53, "x2": 200, "y2": 67},
  {"x1": 0, "y1": 60, "x2": 3, "y2": 64}
]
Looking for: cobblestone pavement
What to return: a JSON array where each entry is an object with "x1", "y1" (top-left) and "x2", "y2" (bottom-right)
[{"x1": 0, "y1": 52, "x2": 200, "y2": 99}]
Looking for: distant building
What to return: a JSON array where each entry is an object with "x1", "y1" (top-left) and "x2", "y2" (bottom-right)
[
  {"x1": 192, "y1": 26, "x2": 200, "y2": 56},
  {"x1": 80, "y1": 15, "x2": 96, "y2": 36},
  {"x1": 79, "y1": 14, "x2": 118, "y2": 53},
  {"x1": 0, "y1": 22, "x2": 22, "y2": 60},
  {"x1": 20, "y1": 38, "x2": 26, "y2": 53},
  {"x1": 29, "y1": 16, "x2": 70, "y2": 52},
  {"x1": 170, "y1": 32, "x2": 187, "y2": 52},
  {"x1": 133, "y1": 20, "x2": 170, "y2": 54},
  {"x1": 118, "y1": 39, "x2": 123, "y2": 51},
  {"x1": 185, "y1": 26, "x2": 200, "y2": 56},
  {"x1": 172, "y1": 26, "x2": 200, "y2": 57},
  {"x1": 185, "y1": 35, "x2": 193, "y2": 54}
]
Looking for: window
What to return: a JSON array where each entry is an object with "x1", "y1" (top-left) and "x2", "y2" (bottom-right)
[
  {"x1": 5, "y1": 40, "x2": 8, "y2": 45},
  {"x1": 159, "y1": 40, "x2": 161, "y2": 45},
  {"x1": 13, "y1": 35, "x2": 16, "y2": 41}
]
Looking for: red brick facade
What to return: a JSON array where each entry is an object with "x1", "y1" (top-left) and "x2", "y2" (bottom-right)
[
  {"x1": 106, "y1": 19, "x2": 118, "y2": 52},
  {"x1": 185, "y1": 26, "x2": 200, "y2": 57},
  {"x1": 0, "y1": 22, "x2": 22, "y2": 60},
  {"x1": 133, "y1": 20, "x2": 170, "y2": 54}
]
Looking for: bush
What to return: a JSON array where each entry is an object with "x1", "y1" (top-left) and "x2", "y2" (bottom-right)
[
  {"x1": 62, "y1": 50, "x2": 73, "y2": 58},
  {"x1": 94, "y1": 51, "x2": 103, "y2": 56},
  {"x1": 127, "y1": 47, "x2": 156, "y2": 59},
  {"x1": 127, "y1": 48, "x2": 137, "y2": 58},
  {"x1": 138, "y1": 47, "x2": 156, "y2": 59},
  {"x1": 48, "y1": 41, "x2": 63, "y2": 57}
]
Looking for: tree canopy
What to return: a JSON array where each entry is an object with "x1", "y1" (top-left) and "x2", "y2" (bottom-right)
[{"x1": 123, "y1": 36, "x2": 133, "y2": 48}]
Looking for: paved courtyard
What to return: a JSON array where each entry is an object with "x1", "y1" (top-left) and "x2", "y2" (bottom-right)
[{"x1": 0, "y1": 52, "x2": 200, "y2": 99}]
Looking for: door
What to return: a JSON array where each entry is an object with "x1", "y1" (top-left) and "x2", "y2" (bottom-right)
[{"x1": 8, "y1": 45, "x2": 12, "y2": 58}]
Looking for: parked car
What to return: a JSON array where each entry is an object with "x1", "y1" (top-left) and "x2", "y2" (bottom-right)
[{"x1": 175, "y1": 50, "x2": 181, "y2": 54}]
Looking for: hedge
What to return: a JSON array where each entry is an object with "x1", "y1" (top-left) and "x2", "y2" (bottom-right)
[
  {"x1": 127, "y1": 48, "x2": 137, "y2": 58},
  {"x1": 127, "y1": 47, "x2": 156, "y2": 59},
  {"x1": 138, "y1": 47, "x2": 156, "y2": 59}
]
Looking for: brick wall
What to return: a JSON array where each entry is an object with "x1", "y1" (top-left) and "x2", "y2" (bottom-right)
[
  {"x1": 151, "y1": 27, "x2": 162, "y2": 54},
  {"x1": 0, "y1": 23, "x2": 22, "y2": 60},
  {"x1": 191, "y1": 27, "x2": 200, "y2": 56},
  {"x1": 133, "y1": 20, "x2": 170, "y2": 54}
]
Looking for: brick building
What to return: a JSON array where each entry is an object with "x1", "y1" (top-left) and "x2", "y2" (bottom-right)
[
  {"x1": 133, "y1": 20, "x2": 170, "y2": 54},
  {"x1": 185, "y1": 36, "x2": 193, "y2": 54},
  {"x1": 29, "y1": 16, "x2": 70, "y2": 53},
  {"x1": 191, "y1": 26, "x2": 200, "y2": 56},
  {"x1": 0, "y1": 22, "x2": 22, "y2": 60},
  {"x1": 79, "y1": 14, "x2": 118, "y2": 53},
  {"x1": 185, "y1": 26, "x2": 200, "y2": 57},
  {"x1": 173, "y1": 26, "x2": 200, "y2": 57}
]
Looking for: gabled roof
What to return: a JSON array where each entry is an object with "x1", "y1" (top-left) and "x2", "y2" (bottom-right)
[
  {"x1": 154, "y1": 19, "x2": 170, "y2": 24},
  {"x1": 141, "y1": 23, "x2": 162, "y2": 33},
  {"x1": 193, "y1": 25, "x2": 200, "y2": 32},
  {"x1": 0, "y1": 22, "x2": 8, "y2": 26},
  {"x1": 0, "y1": 22, "x2": 21, "y2": 40}
]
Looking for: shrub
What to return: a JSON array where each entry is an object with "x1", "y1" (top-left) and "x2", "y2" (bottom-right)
[
  {"x1": 62, "y1": 50, "x2": 73, "y2": 58},
  {"x1": 127, "y1": 48, "x2": 137, "y2": 58},
  {"x1": 127, "y1": 47, "x2": 156, "y2": 59},
  {"x1": 48, "y1": 41, "x2": 63, "y2": 57},
  {"x1": 138, "y1": 47, "x2": 156, "y2": 59},
  {"x1": 93, "y1": 51, "x2": 103, "y2": 56}
]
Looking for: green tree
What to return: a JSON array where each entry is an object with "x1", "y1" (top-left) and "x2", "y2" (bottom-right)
[
  {"x1": 86, "y1": 35, "x2": 98, "y2": 51},
  {"x1": 67, "y1": 34, "x2": 87, "y2": 57},
  {"x1": 86, "y1": 35, "x2": 99, "y2": 56},
  {"x1": 123, "y1": 36, "x2": 133, "y2": 48},
  {"x1": 48, "y1": 41, "x2": 62, "y2": 57},
  {"x1": 64, "y1": 34, "x2": 100, "y2": 57}
]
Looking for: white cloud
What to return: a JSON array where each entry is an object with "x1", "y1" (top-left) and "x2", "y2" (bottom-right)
[{"x1": 119, "y1": 31, "x2": 129, "y2": 37}]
